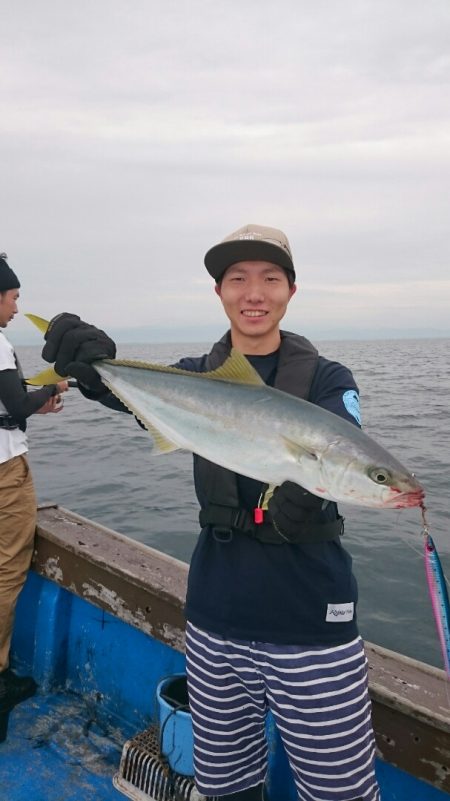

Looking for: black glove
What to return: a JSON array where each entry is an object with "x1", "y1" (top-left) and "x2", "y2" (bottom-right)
[
  {"x1": 268, "y1": 481, "x2": 325, "y2": 541},
  {"x1": 42, "y1": 312, "x2": 116, "y2": 396}
]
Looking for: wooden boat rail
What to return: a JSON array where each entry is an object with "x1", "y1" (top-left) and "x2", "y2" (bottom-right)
[{"x1": 33, "y1": 505, "x2": 450, "y2": 793}]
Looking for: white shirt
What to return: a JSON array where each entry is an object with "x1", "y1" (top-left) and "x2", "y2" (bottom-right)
[{"x1": 0, "y1": 332, "x2": 28, "y2": 463}]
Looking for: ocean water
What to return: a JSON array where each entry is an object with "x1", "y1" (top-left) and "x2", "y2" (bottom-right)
[{"x1": 15, "y1": 338, "x2": 450, "y2": 670}]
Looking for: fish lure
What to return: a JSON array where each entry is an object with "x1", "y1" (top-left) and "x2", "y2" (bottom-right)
[{"x1": 422, "y1": 511, "x2": 450, "y2": 678}]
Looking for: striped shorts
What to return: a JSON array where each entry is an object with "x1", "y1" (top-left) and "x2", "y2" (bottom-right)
[{"x1": 186, "y1": 623, "x2": 380, "y2": 801}]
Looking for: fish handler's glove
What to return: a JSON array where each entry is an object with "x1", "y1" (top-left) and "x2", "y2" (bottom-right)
[
  {"x1": 42, "y1": 312, "x2": 116, "y2": 398},
  {"x1": 268, "y1": 481, "x2": 326, "y2": 542}
]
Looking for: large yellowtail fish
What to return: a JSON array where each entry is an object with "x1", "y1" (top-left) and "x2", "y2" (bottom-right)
[{"x1": 26, "y1": 313, "x2": 425, "y2": 510}]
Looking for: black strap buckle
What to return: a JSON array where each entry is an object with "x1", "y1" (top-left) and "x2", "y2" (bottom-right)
[
  {"x1": 0, "y1": 415, "x2": 19, "y2": 430},
  {"x1": 231, "y1": 509, "x2": 252, "y2": 531},
  {"x1": 212, "y1": 526, "x2": 234, "y2": 543}
]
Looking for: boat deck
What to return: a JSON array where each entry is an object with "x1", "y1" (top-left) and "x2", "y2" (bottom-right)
[
  {"x1": 2, "y1": 683, "x2": 449, "y2": 801},
  {"x1": 0, "y1": 691, "x2": 125, "y2": 801}
]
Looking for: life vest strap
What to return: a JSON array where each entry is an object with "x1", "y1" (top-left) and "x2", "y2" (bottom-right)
[
  {"x1": 0, "y1": 415, "x2": 19, "y2": 430},
  {"x1": 199, "y1": 505, "x2": 344, "y2": 545}
]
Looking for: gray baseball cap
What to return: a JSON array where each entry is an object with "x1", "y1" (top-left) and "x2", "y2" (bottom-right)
[{"x1": 204, "y1": 223, "x2": 296, "y2": 282}]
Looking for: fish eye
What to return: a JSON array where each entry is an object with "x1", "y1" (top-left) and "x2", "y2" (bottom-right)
[{"x1": 369, "y1": 467, "x2": 391, "y2": 485}]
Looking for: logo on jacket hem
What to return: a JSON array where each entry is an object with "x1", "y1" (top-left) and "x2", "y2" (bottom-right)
[{"x1": 326, "y1": 602, "x2": 354, "y2": 622}]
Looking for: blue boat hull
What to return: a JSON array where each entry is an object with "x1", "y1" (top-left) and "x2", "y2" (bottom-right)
[{"x1": 1, "y1": 506, "x2": 449, "y2": 801}]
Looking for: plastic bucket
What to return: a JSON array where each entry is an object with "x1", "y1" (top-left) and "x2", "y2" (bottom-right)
[{"x1": 156, "y1": 674, "x2": 194, "y2": 776}]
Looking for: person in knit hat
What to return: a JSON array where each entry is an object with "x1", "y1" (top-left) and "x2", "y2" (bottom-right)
[{"x1": 0, "y1": 253, "x2": 68, "y2": 737}]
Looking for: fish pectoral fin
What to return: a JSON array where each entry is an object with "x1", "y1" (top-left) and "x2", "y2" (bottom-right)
[
  {"x1": 25, "y1": 313, "x2": 50, "y2": 334},
  {"x1": 25, "y1": 367, "x2": 68, "y2": 385},
  {"x1": 282, "y1": 436, "x2": 319, "y2": 462},
  {"x1": 204, "y1": 348, "x2": 265, "y2": 386}
]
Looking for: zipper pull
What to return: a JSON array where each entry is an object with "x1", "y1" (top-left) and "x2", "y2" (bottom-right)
[{"x1": 253, "y1": 507, "x2": 264, "y2": 524}]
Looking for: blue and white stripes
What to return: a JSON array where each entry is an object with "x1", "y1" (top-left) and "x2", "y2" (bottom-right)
[{"x1": 186, "y1": 623, "x2": 380, "y2": 800}]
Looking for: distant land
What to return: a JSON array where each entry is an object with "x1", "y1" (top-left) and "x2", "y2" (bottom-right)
[{"x1": 8, "y1": 323, "x2": 450, "y2": 347}]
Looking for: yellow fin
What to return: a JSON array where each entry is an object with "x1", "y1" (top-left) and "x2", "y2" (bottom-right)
[
  {"x1": 106, "y1": 349, "x2": 264, "y2": 386},
  {"x1": 25, "y1": 367, "x2": 67, "y2": 386},
  {"x1": 24, "y1": 315, "x2": 67, "y2": 383},
  {"x1": 25, "y1": 313, "x2": 50, "y2": 334},
  {"x1": 97, "y1": 373, "x2": 180, "y2": 454},
  {"x1": 144, "y1": 422, "x2": 180, "y2": 454},
  {"x1": 204, "y1": 349, "x2": 264, "y2": 385}
]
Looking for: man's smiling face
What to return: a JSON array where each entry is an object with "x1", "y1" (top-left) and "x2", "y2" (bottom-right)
[{"x1": 215, "y1": 260, "x2": 296, "y2": 353}]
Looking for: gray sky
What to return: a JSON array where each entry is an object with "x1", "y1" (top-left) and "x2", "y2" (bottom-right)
[{"x1": 2, "y1": 0, "x2": 449, "y2": 344}]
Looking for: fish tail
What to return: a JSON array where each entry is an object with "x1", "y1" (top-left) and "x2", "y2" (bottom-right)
[
  {"x1": 24, "y1": 313, "x2": 50, "y2": 334},
  {"x1": 25, "y1": 367, "x2": 68, "y2": 386},
  {"x1": 23, "y1": 314, "x2": 68, "y2": 384}
]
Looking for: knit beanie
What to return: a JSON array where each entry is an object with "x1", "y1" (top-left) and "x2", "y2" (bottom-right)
[{"x1": 0, "y1": 253, "x2": 21, "y2": 291}]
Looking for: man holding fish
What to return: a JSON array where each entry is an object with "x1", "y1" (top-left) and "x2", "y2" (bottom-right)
[{"x1": 41, "y1": 224, "x2": 390, "y2": 800}]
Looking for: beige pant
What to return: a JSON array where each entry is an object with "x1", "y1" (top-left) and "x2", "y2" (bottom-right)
[{"x1": 0, "y1": 454, "x2": 37, "y2": 672}]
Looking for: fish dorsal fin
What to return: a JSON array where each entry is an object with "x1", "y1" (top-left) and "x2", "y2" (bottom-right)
[
  {"x1": 25, "y1": 366, "x2": 68, "y2": 385},
  {"x1": 106, "y1": 349, "x2": 264, "y2": 386},
  {"x1": 204, "y1": 349, "x2": 264, "y2": 386}
]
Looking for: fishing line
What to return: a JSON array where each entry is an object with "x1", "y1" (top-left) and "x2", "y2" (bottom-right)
[
  {"x1": 394, "y1": 508, "x2": 450, "y2": 593},
  {"x1": 400, "y1": 533, "x2": 423, "y2": 561}
]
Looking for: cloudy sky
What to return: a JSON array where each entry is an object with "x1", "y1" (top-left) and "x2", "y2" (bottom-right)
[{"x1": 2, "y1": 0, "x2": 449, "y2": 345}]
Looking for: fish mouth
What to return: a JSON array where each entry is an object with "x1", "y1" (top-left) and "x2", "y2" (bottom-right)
[{"x1": 384, "y1": 487, "x2": 426, "y2": 509}]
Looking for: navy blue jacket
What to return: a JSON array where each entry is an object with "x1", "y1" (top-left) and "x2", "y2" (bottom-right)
[{"x1": 175, "y1": 336, "x2": 361, "y2": 646}]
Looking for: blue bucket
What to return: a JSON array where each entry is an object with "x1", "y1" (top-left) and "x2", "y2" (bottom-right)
[{"x1": 156, "y1": 674, "x2": 194, "y2": 776}]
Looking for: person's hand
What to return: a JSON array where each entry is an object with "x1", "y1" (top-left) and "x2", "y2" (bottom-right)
[
  {"x1": 36, "y1": 395, "x2": 65, "y2": 415},
  {"x1": 268, "y1": 481, "x2": 325, "y2": 541},
  {"x1": 42, "y1": 313, "x2": 116, "y2": 396},
  {"x1": 56, "y1": 380, "x2": 69, "y2": 393}
]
